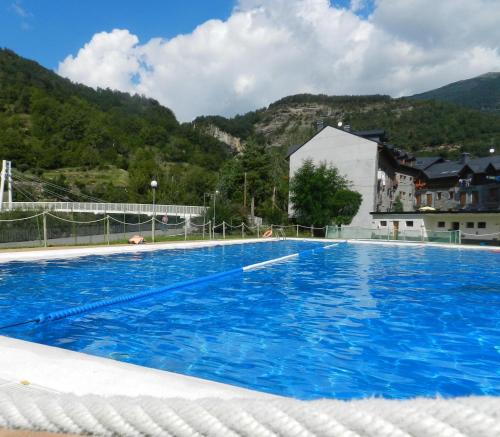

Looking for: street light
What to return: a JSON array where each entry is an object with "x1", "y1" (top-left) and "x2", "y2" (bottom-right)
[{"x1": 151, "y1": 180, "x2": 158, "y2": 243}]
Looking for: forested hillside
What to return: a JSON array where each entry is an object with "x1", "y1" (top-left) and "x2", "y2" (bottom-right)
[
  {"x1": 195, "y1": 93, "x2": 500, "y2": 158},
  {"x1": 0, "y1": 49, "x2": 231, "y2": 204},
  {"x1": 410, "y1": 72, "x2": 500, "y2": 114}
]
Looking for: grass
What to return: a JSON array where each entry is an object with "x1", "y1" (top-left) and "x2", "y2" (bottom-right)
[{"x1": 43, "y1": 165, "x2": 129, "y2": 189}]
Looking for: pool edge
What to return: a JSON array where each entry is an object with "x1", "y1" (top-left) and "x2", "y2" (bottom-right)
[{"x1": 0, "y1": 335, "x2": 276, "y2": 399}]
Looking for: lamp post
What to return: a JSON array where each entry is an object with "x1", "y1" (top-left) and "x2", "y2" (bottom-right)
[{"x1": 151, "y1": 180, "x2": 158, "y2": 243}]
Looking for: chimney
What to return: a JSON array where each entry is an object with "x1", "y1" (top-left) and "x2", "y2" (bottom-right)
[{"x1": 460, "y1": 152, "x2": 470, "y2": 164}]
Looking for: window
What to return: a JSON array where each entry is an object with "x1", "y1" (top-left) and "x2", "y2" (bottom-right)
[
  {"x1": 409, "y1": 177, "x2": 413, "y2": 182},
  {"x1": 416, "y1": 194, "x2": 421, "y2": 206},
  {"x1": 437, "y1": 192, "x2": 442, "y2": 200},
  {"x1": 380, "y1": 221, "x2": 387, "y2": 227},
  {"x1": 478, "y1": 222, "x2": 486, "y2": 229},
  {"x1": 438, "y1": 221, "x2": 446, "y2": 228},
  {"x1": 406, "y1": 221, "x2": 414, "y2": 227},
  {"x1": 426, "y1": 193, "x2": 433, "y2": 205},
  {"x1": 400, "y1": 191, "x2": 406, "y2": 197},
  {"x1": 449, "y1": 191, "x2": 454, "y2": 200},
  {"x1": 466, "y1": 222, "x2": 474, "y2": 228}
]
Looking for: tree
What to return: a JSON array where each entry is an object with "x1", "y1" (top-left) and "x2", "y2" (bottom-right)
[
  {"x1": 392, "y1": 196, "x2": 404, "y2": 212},
  {"x1": 331, "y1": 189, "x2": 362, "y2": 225},
  {"x1": 290, "y1": 160, "x2": 362, "y2": 226}
]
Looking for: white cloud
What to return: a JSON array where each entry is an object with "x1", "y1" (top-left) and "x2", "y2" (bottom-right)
[{"x1": 58, "y1": 0, "x2": 500, "y2": 121}]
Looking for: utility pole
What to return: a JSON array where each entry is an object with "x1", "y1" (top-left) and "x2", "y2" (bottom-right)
[
  {"x1": 0, "y1": 160, "x2": 6, "y2": 212},
  {"x1": 243, "y1": 172, "x2": 247, "y2": 209},
  {"x1": 0, "y1": 160, "x2": 12, "y2": 212},
  {"x1": 7, "y1": 161, "x2": 12, "y2": 210}
]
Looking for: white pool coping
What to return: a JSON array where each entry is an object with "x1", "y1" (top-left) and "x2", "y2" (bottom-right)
[
  {"x1": 0, "y1": 238, "x2": 276, "y2": 263},
  {"x1": 0, "y1": 335, "x2": 274, "y2": 399}
]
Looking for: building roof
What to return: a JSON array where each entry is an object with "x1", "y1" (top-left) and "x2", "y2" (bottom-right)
[
  {"x1": 413, "y1": 157, "x2": 444, "y2": 170},
  {"x1": 423, "y1": 161, "x2": 468, "y2": 179},
  {"x1": 467, "y1": 155, "x2": 500, "y2": 173}
]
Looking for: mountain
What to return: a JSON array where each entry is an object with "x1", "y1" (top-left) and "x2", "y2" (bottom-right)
[
  {"x1": 195, "y1": 93, "x2": 500, "y2": 158},
  {"x1": 410, "y1": 72, "x2": 500, "y2": 114},
  {"x1": 0, "y1": 48, "x2": 231, "y2": 204}
]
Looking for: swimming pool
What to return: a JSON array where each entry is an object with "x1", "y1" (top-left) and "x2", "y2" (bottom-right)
[{"x1": 2, "y1": 241, "x2": 500, "y2": 400}]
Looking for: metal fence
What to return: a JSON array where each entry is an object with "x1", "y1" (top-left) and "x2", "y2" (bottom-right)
[
  {"x1": 0, "y1": 213, "x2": 329, "y2": 249},
  {"x1": 0, "y1": 212, "x2": 471, "y2": 250},
  {"x1": 326, "y1": 226, "x2": 461, "y2": 244}
]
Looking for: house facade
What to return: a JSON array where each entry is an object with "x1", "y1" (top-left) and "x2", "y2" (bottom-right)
[{"x1": 287, "y1": 126, "x2": 380, "y2": 228}]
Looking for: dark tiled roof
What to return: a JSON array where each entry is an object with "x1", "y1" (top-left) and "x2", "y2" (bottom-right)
[
  {"x1": 353, "y1": 129, "x2": 386, "y2": 138},
  {"x1": 423, "y1": 161, "x2": 466, "y2": 179},
  {"x1": 467, "y1": 155, "x2": 500, "y2": 173},
  {"x1": 413, "y1": 157, "x2": 444, "y2": 170}
]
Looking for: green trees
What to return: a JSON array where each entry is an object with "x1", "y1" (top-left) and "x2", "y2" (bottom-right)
[
  {"x1": 0, "y1": 48, "x2": 232, "y2": 204},
  {"x1": 290, "y1": 160, "x2": 362, "y2": 226},
  {"x1": 216, "y1": 139, "x2": 289, "y2": 223}
]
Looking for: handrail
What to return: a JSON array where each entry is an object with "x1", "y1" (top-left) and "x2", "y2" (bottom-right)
[{"x1": 5, "y1": 202, "x2": 206, "y2": 216}]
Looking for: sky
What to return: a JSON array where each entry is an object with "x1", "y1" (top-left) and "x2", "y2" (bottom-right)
[{"x1": 2, "y1": 0, "x2": 500, "y2": 121}]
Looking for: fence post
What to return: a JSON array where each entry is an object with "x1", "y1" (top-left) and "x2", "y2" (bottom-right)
[
  {"x1": 106, "y1": 215, "x2": 110, "y2": 245},
  {"x1": 241, "y1": 222, "x2": 244, "y2": 239},
  {"x1": 223, "y1": 221, "x2": 226, "y2": 239},
  {"x1": 202, "y1": 222, "x2": 205, "y2": 239},
  {"x1": 296, "y1": 224, "x2": 299, "y2": 237},
  {"x1": 325, "y1": 225, "x2": 329, "y2": 239},
  {"x1": 257, "y1": 223, "x2": 259, "y2": 238},
  {"x1": 43, "y1": 211, "x2": 47, "y2": 248},
  {"x1": 458, "y1": 230, "x2": 461, "y2": 245},
  {"x1": 311, "y1": 224, "x2": 314, "y2": 238},
  {"x1": 184, "y1": 219, "x2": 188, "y2": 241}
]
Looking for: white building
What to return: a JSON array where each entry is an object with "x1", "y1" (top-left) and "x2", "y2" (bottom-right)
[
  {"x1": 287, "y1": 126, "x2": 383, "y2": 228},
  {"x1": 371, "y1": 211, "x2": 500, "y2": 245}
]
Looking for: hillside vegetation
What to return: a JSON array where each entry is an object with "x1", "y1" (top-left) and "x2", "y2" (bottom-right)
[
  {"x1": 0, "y1": 48, "x2": 230, "y2": 204},
  {"x1": 410, "y1": 72, "x2": 500, "y2": 114},
  {"x1": 195, "y1": 93, "x2": 500, "y2": 158}
]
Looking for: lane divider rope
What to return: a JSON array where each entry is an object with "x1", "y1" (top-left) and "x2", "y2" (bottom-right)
[{"x1": 0, "y1": 243, "x2": 338, "y2": 329}]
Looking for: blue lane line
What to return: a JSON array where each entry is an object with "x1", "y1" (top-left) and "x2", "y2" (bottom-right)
[{"x1": 1, "y1": 243, "x2": 337, "y2": 329}]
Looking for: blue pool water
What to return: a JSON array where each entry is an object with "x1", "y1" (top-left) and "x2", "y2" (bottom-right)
[{"x1": 2, "y1": 241, "x2": 500, "y2": 400}]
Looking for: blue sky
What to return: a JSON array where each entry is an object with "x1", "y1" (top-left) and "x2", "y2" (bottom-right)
[{"x1": 1, "y1": 0, "x2": 236, "y2": 69}]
